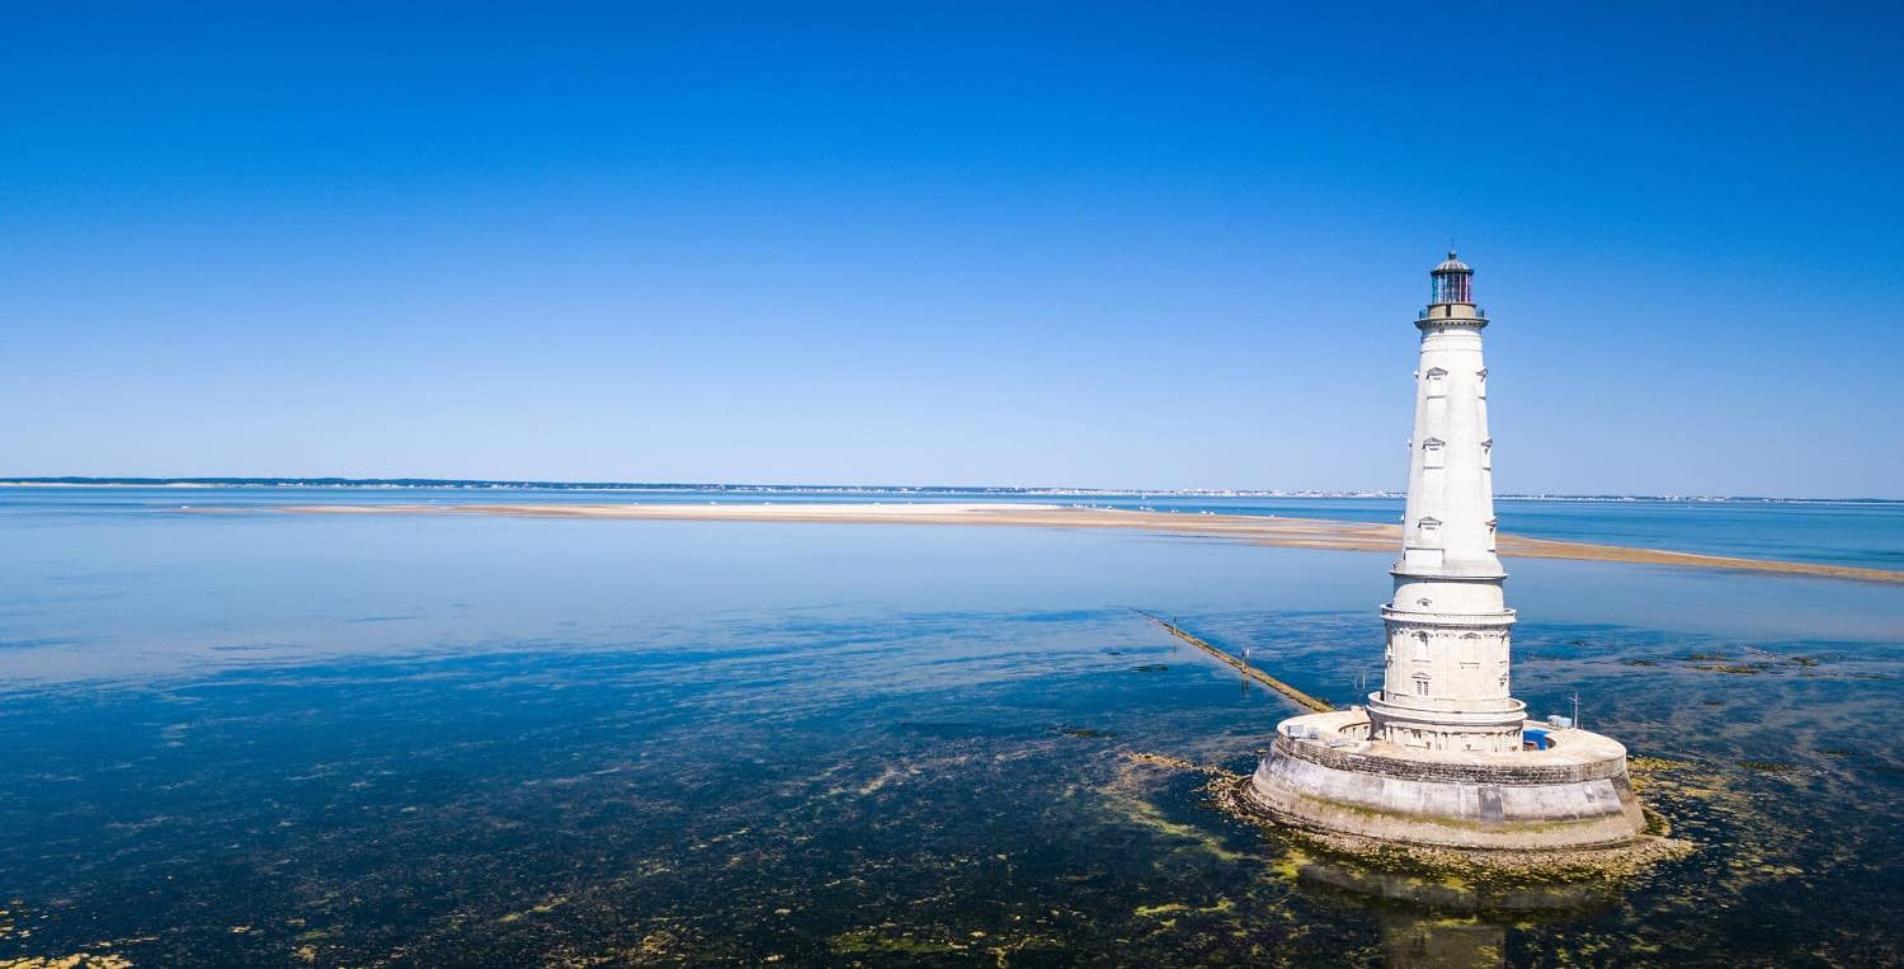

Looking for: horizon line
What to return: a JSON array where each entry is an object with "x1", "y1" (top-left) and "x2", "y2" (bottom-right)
[{"x1": 2, "y1": 476, "x2": 1898, "y2": 504}]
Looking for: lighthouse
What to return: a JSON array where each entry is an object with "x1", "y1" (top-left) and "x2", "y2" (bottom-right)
[
  {"x1": 1241, "y1": 253, "x2": 1650, "y2": 855},
  {"x1": 1364, "y1": 252, "x2": 1526, "y2": 754}
]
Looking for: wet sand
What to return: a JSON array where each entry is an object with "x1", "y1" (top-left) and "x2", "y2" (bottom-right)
[{"x1": 274, "y1": 502, "x2": 1904, "y2": 585}]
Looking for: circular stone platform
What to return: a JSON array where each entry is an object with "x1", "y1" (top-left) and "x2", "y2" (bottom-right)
[{"x1": 1244, "y1": 709, "x2": 1646, "y2": 852}]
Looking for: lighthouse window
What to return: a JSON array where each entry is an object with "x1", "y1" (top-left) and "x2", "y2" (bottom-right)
[
  {"x1": 1412, "y1": 631, "x2": 1431, "y2": 661},
  {"x1": 1413, "y1": 675, "x2": 1431, "y2": 696}
]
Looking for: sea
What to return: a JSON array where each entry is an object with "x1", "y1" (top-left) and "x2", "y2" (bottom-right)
[{"x1": 0, "y1": 483, "x2": 1899, "y2": 966}]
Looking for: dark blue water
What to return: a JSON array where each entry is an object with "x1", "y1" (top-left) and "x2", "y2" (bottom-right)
[{"x1": 0, "y1": 489, "x2": 1898, "y2": 966}]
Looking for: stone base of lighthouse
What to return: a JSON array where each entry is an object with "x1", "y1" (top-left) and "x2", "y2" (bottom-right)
[{"x1": 1244, "y1": 709, "x2": 1647, "y2": 852}]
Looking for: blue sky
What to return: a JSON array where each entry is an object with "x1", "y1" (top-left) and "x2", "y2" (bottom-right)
[{"x1": 3, "y1": 3, "x2": 1900, "y2": 496}]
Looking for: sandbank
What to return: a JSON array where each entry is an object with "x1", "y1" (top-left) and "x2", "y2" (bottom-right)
[{"x1": 270, "y1": 501, "x2": 1904, "y2": 585}]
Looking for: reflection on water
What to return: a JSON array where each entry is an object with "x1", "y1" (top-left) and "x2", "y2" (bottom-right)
[
  {"x1": 0, "y1": 497, "x2": 1899, "y2": 965},
  {"x1": 1379, "y1": 916, "x2": 1505, "y2": 969},
  {"x1": 1287, "y1": 852, "x2": 1616, "y2": 969},
  {"x1": 1293, "y1": 855, "x2": 1616, "y2": 918}
]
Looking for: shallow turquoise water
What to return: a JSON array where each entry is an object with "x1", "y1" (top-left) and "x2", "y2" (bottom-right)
[
  {"x1": 7, "y1": 484, "x2": 1902, "y2": 569},
  {"x1": 0, "y1": 489, "x2": 1899, "y2": 966}
]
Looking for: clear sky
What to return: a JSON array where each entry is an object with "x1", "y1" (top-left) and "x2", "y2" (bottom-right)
[{"x1": 3, "y1": 3, "x2": 1900, "y2": 497}]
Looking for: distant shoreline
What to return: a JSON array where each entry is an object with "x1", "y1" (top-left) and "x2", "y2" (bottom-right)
[
  {"x1": 2, "y1": 478, "x2": 1899, "y2": 504},
  {"x1": 266, "y1": 501, "x2": 1904, "y2": 586}
]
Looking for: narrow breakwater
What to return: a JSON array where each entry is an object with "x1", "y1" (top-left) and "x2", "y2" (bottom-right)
[{"x1": 1136, "y1": 610, "x2": 1335, "y2": 713}]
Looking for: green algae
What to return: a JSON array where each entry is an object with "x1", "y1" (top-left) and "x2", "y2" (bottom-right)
[
  {"x1": 1100, "y1": 756, "x2": 1250, "y2": 863},
  {"x1": 828, "y1": 927, "x2": 968, "y2": 955},
  {"x1": 1693, "y1": 662, "x2": 1773, "y2": 675},
  {"x1": 1134, "y1": 898, "x2": 1234, "y2": 918}
]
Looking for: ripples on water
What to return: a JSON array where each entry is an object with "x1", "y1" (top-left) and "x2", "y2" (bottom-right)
[{"x1": 0, "y1": 489, "x2": 1899, "y2": 966}]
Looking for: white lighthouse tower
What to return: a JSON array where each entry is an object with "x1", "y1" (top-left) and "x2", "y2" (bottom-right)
[
  {"x1": 1364, "y1": 252, "x2": 1526, "y2": 754},
  {"x1": 1242, "y1": 253, "x2": 1649, "y2": 855}
]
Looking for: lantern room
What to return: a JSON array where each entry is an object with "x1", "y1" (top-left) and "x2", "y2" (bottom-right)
[{"x1": 1430, "y1": 251, "x2": 1473, "y2": 305}]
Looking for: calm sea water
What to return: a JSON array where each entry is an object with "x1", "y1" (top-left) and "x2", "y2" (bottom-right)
[
  {"x1": 8, "y1": 483, "x2": 1902, "y2": 569},
  {"x1": 0, "y1": 487, "x2": 1899, "y2": 966}
]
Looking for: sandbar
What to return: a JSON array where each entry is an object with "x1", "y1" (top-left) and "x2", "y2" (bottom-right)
[{"x1": 271, "y1": 502, "x2": 1904, "y2": 585}]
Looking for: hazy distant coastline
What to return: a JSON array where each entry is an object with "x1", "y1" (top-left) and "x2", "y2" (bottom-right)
[{"x1": 3, "y1": 477, "x2": 1898, "y2": 504}]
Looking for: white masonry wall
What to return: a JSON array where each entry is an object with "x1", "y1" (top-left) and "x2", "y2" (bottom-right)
[{"x1": 1369, "y1": 273, "x2": 1525, "y2": 753}]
